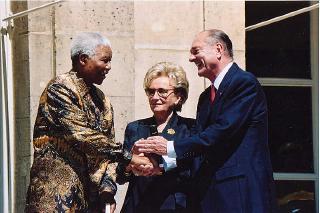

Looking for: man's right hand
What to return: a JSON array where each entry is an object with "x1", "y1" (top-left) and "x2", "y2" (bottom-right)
[{"x1": 133, "y1": 136, "x2": 168, "y2": 155}]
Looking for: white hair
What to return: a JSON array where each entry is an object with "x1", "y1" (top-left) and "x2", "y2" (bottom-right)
[{"x1": 70, "y1": 32, "x2": 111, "y2": 63}]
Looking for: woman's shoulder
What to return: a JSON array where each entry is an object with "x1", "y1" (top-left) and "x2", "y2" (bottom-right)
[
  {"x1": 177, "y1": 115, "x2": 196, "y2": 127},
  {"x1": 126, "y1": 117, "x2": 155, "y2": 128}
]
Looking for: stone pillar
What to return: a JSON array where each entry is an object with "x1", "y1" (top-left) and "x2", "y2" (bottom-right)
[{"x1": 11, "y1": 1, "x2": 31, "y2": 211}]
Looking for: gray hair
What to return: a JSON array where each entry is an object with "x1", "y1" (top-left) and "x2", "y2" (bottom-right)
[
  {"x1": 144, "y1": 62, "x2": 189, "y2": 112},
  {"x1": 70, "y1": 32, "x2": 111, "y2": 65},
  {"x1": 204, "y1": 29, "x2": 233, "y2": 58}
]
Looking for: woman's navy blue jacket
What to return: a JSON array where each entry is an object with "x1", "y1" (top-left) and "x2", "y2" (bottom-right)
[{"x1": 119, "y1": 112, "x2": 196, "y2": 213}]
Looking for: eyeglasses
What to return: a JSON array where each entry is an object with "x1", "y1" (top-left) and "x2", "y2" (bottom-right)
[{"x1": 145, "y1": 88, "x2": 175, "y2": 98}]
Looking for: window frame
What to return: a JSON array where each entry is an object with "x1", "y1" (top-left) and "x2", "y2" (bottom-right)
[{"x1": 245, "y1": 2, "x2": 319, "y2": 212}]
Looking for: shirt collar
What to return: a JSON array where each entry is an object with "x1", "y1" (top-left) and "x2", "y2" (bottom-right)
[
  {"x1": 213, "y1": 61, "x2": 233, "y2": 90},
  {"x1": 69, "y1": 69, "x2": 91, "y2": 96}
]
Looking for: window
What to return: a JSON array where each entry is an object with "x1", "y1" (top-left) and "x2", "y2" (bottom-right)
[
  {"x1": 246, "y1": 1, "x2": 318, "y2": 212},
  {"x1": 246, "y1": 1, "x2": 311, "y2": 79}
]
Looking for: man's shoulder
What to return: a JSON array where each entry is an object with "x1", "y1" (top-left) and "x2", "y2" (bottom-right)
[
  {"x1": 226, "y1": 64, "x2": 260, "y2": 90},
  {"x1": 232, "y1": 64, "x2": 258, "y2": 82},
  {"x1": 223, "y1": 68, "x2": 264, "y2": 103},
  {"x1": 46, "y1": 71, "x2": 75, "y2": 90}
]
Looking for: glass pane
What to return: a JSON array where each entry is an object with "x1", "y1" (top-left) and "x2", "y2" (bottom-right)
[
  {"x1": 264, "y1": 87, "x2": 313, "y2": 173},
  {"x1": 246, "y1": 1, "x2": 311, "y2": 26},
  {"x1": 276, "y1": 180, "x2": 315, "y2": 213},
  {"x1": 245, "y1": 1, "x2": 311, "y2": 79}
]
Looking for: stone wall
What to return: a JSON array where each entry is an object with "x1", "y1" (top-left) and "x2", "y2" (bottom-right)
[{"x1": 12, "y1": 1, "x2": 245, "y2": 212}]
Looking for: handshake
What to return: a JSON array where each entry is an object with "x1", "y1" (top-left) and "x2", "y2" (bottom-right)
[{"x1": 126, "y1": 136, "x2": 168, "y2": 176}]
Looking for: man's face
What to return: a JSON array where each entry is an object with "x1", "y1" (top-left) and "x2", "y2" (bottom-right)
[
  {"x1": 82, "y1": 44, "x2": 112, "y2": 85},
  {"x1": 189, "y1": 32, "x2": 219, "y2": 80}
]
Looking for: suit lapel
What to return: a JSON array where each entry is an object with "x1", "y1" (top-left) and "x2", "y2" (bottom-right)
[
  {"x1": 137, "y1": 117, "x2": 157, "y2": 139},
  {"x1": 161, "y1": 112, "x2": 179, "y2": 141},
  {"x1": 197, "y1": 63, "x2": 239, "y2": 129},
  {"x1": 137, "y1": 114, "x2": 180, "y2": 140},
  {"x1": 215, "y1": 63, "x2": 238, "y2": 101},
  {"x1": 197, "y1": 88, "x2": 212, "y2": 129}
]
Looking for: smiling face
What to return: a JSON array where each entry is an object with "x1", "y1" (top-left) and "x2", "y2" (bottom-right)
[
  {"x1": 189, "y1": 32, "x2": 220, "y2": 81},
  {"x1": 147, "y1": 76, "x2": 181, "y2": 118},
  {"x1": 79, "y1": 44, "x2": 112, "y2": 85}
]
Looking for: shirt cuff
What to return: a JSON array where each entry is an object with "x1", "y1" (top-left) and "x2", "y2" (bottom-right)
[
  {"x1": 162, "y1": 155, "x2": 177, "y2": 172},
  {"x1": 167, "y1": 140, "x2": 177, "y2": 158}
]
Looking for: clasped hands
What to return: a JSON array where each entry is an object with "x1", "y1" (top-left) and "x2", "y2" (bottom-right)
[{"x1": 127, "y1": 136, "x2": 169, "y2": 176}]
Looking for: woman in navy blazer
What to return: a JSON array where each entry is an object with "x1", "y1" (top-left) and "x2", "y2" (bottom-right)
[{"x1": 118, "y1": 62, "x2": 196, "y2": 213}]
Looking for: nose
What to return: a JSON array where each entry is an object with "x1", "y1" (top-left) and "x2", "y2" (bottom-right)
[
  {"x1": 189, "y1": 54, "x2": 196, "y2": 62},
  {"x1": 106, "y1": 61, "x2": 111, "y2": 70}
]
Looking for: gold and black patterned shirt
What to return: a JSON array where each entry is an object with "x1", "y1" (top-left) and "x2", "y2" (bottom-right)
[{"x1": 25, "y1": 70, "x2": 131, "y2": 212}]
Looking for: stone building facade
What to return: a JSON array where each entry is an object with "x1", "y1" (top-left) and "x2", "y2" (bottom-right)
[
  {"x1": 5, "y1": 1, "x2": 245, "y2": 212},
  {"x1": 1, "y1": 1, "x2": 318, "y2": 213}
]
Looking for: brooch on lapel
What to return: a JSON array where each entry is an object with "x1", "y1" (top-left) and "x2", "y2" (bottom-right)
[{"x1": 167, "y1": 128, "x2": 175, "y2": 135}]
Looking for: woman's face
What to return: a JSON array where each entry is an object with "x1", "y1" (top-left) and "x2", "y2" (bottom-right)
[{"x1": 147, "y1": 76, "x2": 180, "y2": 116}]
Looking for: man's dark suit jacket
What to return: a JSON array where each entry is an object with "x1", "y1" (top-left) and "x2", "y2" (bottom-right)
[
  {"x1": 174, "y1": 63, "x2": 278, "y2": 213},
  {"x1": 120, "y1": 112, "x2": 196, "y2": 213}
]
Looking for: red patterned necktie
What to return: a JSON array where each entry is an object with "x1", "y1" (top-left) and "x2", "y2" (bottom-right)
[{"x1": 210, "y1": 84, "x2": 216, "y2": 103}]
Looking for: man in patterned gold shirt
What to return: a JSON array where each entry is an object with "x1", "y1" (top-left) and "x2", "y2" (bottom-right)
[{"x1": 25, "y1": 32, "x2": 152, "y2": 213}]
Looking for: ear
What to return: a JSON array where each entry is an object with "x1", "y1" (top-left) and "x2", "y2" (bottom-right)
[
  {"x1": 175, "y1": 96, "x2": 182, "y2": 105},
  {"x1": 79, "y1": 54, "x2": 89, "y2": 66},
  {"x1": 215, "y1": 43, "x2": 223, "y2": 60}
]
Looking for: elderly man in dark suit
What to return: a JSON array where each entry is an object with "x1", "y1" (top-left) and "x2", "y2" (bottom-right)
[{"x1": 135, "y1": 29, "x2": 278, "y2": 213}]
